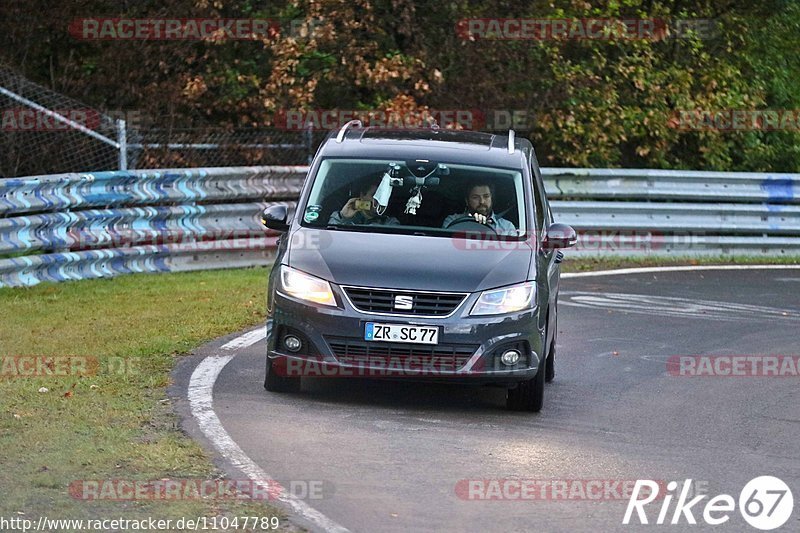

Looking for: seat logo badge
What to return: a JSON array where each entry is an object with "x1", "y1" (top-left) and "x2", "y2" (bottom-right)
[{"x1": 394, "y1": 295, "x2": 414, "y2": 310}]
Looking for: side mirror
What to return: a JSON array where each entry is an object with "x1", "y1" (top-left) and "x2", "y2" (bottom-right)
[
  {"x1": 261, "y1": 205, "x2": 289, "y2": 232},
  {"x1": 542, "y1": 223, "x2": 577, "y2": 250}
]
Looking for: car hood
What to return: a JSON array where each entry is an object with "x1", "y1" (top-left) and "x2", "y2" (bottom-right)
[{"x1": 286, "y1": 227, "x2": 533, "y2": 292}]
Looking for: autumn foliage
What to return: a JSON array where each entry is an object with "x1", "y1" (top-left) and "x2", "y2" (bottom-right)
[{"x1": 1, "y1": 0, "x2": 799, "y2": 171}]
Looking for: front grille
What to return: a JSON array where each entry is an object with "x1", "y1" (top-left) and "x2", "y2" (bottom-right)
[
  {"x1": 327, "y1": 338, "x2": 477, "y2": 371},
  {"x1": 342, "y1": 286, "x2": 467, "y2": 316}
]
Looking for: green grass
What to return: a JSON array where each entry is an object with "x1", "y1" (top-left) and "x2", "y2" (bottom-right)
[{"x1": 0, "y1": 267, "x2": 291, "y2": 531}]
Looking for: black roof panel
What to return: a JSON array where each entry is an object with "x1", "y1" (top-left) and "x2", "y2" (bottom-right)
[
  {"x1": 318, "y1": 127, "x2": 532, "y2": 167},
  {"x1": 360, "y1": 128, "x2": 494, "y2": 148}
]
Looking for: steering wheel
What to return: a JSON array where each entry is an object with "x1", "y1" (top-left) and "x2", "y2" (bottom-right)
[{"x1": 444, "y1": 215, "x2": 498, "y2": 235}]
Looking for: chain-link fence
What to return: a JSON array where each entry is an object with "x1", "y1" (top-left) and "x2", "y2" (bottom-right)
[
  {"x1": 0, "y1": 65, "x2": 124, "y2": 177},
  {"x1": 0, "y1": 66, "x2": 323, "y2": 177},
  {"x1": 128, "y1": 127, "x2": 322, "y2": 169}
]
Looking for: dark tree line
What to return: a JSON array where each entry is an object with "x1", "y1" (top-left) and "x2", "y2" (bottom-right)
[{"x1": 1, "y1": 0, "x2": 799, "y2": 171}]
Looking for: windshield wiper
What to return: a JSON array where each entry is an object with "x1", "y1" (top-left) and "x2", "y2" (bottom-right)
[
  {"x1": 323, "y1": 225, "x2": 441, "y2": 237},
  {"x1": 325, "y1": 225, "x2": 361, "y2": 231}
]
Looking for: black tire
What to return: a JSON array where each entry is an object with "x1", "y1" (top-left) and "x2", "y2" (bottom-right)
[
  {"x1": 545, "y1": 315, "x2": 556, "y2": 383},
  {"x1": 264, "y1": 357, "x2": 301, "y2": 393},
  {"x1": 506, "y1": 354, "x2": 546, "y2": 412},
  {"x1": 545, "y1": 341, "x2": 555, "y2": 383}
]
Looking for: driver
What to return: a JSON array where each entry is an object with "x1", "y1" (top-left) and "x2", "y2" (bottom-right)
[
  {"x1": 442, "y1": 182, "x2": 516, "y2": 234},
  {"x1": 328, "y1": 180, "x2": 400, "y2": 226}
]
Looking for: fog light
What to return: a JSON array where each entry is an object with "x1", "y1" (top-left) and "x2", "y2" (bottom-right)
[
  {"x1": 284, "y1": 335, "x2": 302, "y2": 352},
  {"x1": 500, "y1": 349, "x2": 521, "y2": 366}
]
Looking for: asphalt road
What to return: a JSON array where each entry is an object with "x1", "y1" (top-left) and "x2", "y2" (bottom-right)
[{"x1": 174, "y1": 268, "x2": 800, "y2": 533}]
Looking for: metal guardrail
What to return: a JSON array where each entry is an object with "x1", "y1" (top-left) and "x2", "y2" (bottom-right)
[
  {"x1": 1, "y1": 166, "x2": 799, "y2": 287},
  {"x1": 0, "y1": 167, "x2": 302, "y2": 287},
  {"x1": 0, "y1": 202, "x2": 295, "y2": 254},
  {"x1": 0, "y1": 166, "x2": 306, "y2": 215},
  {"x1": 545, "y1": 168, "x2": 798, "y2": 203},
  {"x1": 544, "y1": 167, "x2": 800, "y2": 257}
]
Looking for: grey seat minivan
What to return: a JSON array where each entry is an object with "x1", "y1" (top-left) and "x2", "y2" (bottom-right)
[{"x1": 261, "y1": 123, "x2": 576, "y2": 411}]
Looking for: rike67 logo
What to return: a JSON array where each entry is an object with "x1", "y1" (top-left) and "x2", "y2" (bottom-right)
[{"x1": 623, "y1": 476, "x2": 793, "y2": 530}]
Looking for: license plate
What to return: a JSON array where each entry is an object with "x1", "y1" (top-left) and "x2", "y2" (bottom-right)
[{"x1": 364, "y1": 323, "x2": 439, "y2": 345}]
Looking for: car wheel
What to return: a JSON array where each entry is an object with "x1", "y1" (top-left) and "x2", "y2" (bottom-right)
[
  {"x1": 264, "y1": 357, "x2": 301, "y2": 393},
  {"x1": 506, "y1": 354, "x2": 545, "y2": 412}
]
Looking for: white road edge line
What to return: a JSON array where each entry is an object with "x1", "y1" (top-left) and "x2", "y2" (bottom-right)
[
  {"x1": 190, "y1": 264, "x2": 800, "y2": 532},
  {"x1": 220, "y1": 327, "x2": 267, "y2": 350},
  {"x1": 561, "y1": 264, "x2": 800, "y2": 278},
  {"x1": 189, "y1": 328, "x2": 350, "y2": 533}
]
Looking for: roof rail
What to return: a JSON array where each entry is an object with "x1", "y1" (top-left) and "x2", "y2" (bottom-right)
[
  {"x1": 335, "y1": 119, "x2": 363, "y2": 143},
  {"x1": 507, "y1": 129, "x2": 516, "y2": 154}
]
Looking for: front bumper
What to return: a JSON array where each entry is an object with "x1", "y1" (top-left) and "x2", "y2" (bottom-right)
[{"x1": 267, "y1": 285, "x2": 545, "y2": 385}]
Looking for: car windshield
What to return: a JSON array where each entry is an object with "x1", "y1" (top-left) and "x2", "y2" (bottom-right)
[{"x1": 301, "y1": 158, "x2": 527, "y2": 237}]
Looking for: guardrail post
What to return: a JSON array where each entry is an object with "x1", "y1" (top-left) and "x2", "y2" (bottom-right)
[
  {"x1": 117, "y1": 119, "x2": 128, "y2": 170},
  {"x1": 305, "y1": 124, "x2": 313, "y2": 164}
]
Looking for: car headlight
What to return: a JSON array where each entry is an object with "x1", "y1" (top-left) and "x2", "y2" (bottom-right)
[
  {"x1": 470, "y1": 281, "x2": 536, "y2": 316},
  {"x1": 280, "y1": 266, "x2": 337, "y2": 307}
]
